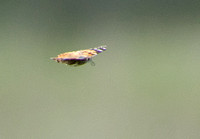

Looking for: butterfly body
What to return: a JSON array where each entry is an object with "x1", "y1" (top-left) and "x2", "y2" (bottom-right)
[{"x1": 51, "y1": 45, "x2": 106, "y2": 66}]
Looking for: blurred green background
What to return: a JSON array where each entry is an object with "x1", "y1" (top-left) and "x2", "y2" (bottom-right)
[{"x1": 1, "y1": 0, "x2": 200, "y2": 138}]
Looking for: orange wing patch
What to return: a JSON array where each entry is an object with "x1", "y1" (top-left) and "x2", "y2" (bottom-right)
[{"x1": 51, "y1": 46, "x2": 106, "y2": 66}]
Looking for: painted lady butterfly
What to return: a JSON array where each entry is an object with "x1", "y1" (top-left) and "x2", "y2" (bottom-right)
[{"x1": 51, "y1": 45, "x2": 107, "y2": 66}]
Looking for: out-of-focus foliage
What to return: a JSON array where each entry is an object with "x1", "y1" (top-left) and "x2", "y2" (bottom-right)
[{"x1": 1, "y1": 0, "x2": 200, "y2": 138}]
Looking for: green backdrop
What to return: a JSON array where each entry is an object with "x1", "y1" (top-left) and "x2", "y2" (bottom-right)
[{"x1": 1, "y1": 0, "x2": 200, "y2": 138}]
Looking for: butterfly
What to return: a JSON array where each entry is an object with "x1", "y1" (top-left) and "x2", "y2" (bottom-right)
[{"x1": 51, "y1": 45, "x2": 107, "y2": 66}]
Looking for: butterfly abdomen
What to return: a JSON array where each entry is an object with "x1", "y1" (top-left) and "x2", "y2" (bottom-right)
[{"x1": 91, "y1": 45, "x2": 107, "y2": 54}]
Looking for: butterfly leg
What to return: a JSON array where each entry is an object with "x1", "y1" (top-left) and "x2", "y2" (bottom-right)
[{"x1": 89, "y1": 59, "x2": 96, "y2": 66}]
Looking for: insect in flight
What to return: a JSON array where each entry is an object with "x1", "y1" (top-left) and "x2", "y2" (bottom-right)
[{"x1": 51, "y1": 45, "x2": 107, "y2": 66}]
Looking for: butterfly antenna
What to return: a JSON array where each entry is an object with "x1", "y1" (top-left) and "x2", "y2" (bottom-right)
[{"x1": 50, "y1": 57, "x2": 56, "y2": 60}]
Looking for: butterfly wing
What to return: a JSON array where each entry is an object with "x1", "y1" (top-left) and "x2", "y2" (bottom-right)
[{"x1": 51, "y1": 45, "x2": 107, "y2": 66}]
